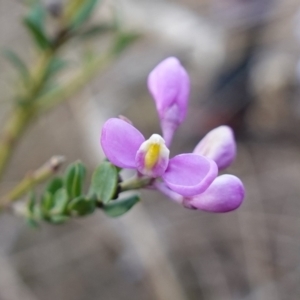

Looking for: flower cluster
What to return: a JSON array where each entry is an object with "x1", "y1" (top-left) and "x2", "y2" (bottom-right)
[{"x1": 101, "y1": 57, "x2": 245, "y2": 213}]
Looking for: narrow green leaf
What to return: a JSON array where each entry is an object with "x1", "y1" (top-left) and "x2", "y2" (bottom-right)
[
  {"x1": 26, "y1": 218, "x2": 39, "y2": 228},
  {"x1": 41, "y1": 191, "x2": 54, "y2": 217},
  {"x1": 44, "y1": 57, "x2": 68, "y2": 80},
  {"x1": 90, "y1": 161, "x2": 118, "y2": 204},
  {"x1": 51, "y1": 188, "x2": 69, "y2": 214},
  {"x1": 46, "y1": 177, "x2": 64, "y2": 195},
  {"x1": 27, "y1": 2, "x2": 46, "y2": 29},
  {"x1": 3, "y1": 49, "x2": 29, "y2": 81},
  {"x1": 78, "y1": 24, "x2": 114, "y2": 40},
  {"x1": 24, "y1": 20, "x2": 51, "y2": 50},
  {"x1": 102, "y1": 195, "x2": 140, "y2": 217},
  {"x1": 71, "y1": 0, "x2": 100, "y2": 29},
  {"x1": 26, "y1": 192, "x2": 39, "y2": 227},
  {"x1": 27, "y1": 191, "x2": 36, "y2": 215},
  {"x1": 68, "y1": 196, "x2": 96, "y2": 216},
  {"x1": 112, "y1": 32, "x2": 140, "y2": 55},
  {"x1": 33, "y1": 205, "x2": 43, "y2": 220},
  {"x1": 23, "y1": 3, "x2": 51, "y2": 50},
  {"x1": 64, "y1": 162, "x2": 86, "y2": 199}
]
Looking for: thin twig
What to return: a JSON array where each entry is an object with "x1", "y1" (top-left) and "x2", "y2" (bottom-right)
[
  {"x1": 36, "y1": 53, "x2": 113, "y2": 114},
  {"x1": 0, "y1": 53, "x2": 113, "y2": 180},
  {"x1": 0, "y1": 107, "x2": 34, "y2": 180},
  {"x1": 0, "y1": 156, "x2": 65, "y2": 211}
]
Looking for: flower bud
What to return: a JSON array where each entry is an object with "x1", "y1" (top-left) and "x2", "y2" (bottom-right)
[
  {"x1": 193, "y1": 126, "x2": 236, "y2": 170},
  {"x1": 183, "y1": 175, "x2": 245, "y2": 213},
  {"x1": 148, "y1": 57, "x2": 190, "y2": 146}
]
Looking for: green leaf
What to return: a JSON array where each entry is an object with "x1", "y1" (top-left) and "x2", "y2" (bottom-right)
[
  {"x1": 51, "y1": 188, "x2": 69, "y2": 214},
  {"x1": 68, "y1": 196, "x2": 96, "y2": 216},
  {"x1": 27, "y1": 191, "x2": 36, "y2": 215},
  {"x1": 44, "y1": 57, "x2": 68, "y2": 80},
  {"x1": 48, "y1": 215, "x2": 69, "y2": 224},
  {"x1": 24, "y1": 19, "x2": 49, "y2": 49},
  {"x1": 102, "y1": 195, "x2": 140, "y2": 217},
  {"x1": 70, "y1": 0, "x2": 100, "y2": 29},
  {"x1": 41, "y1": 191, "x2": 54, "y2": 214},
  {"x1": 112, "y1": 32, "x2": 140, "y2": 55},
  {"x1": 90, "y1": 161, "x2": 118, "y2": 204},
  {"x1": 26, "y1": 218, "x2": 39, "y2": 228},
  {"x1": 27, "y1": 1, "x2": 46, "y2": 28},
  {"x1": 26, "y1": 192, "x2": 39, "y2": 227},
  {"x1": 78, "y1": 24, "x2": 114, "y2": 40},
  {"x1": 33, "y1": 205, "x2": 43, "y2": 220},
  {"x1": 3, "y1": 49, "x2": 29, "y2": 81},
  {"x1": 23, "y1": 3, "x2": 51, "y2": 50},
  {"x1": 36, "y1": 81, "x2": 60, "y2": 99},
  {"x1": 64, "y1": 161, "x2": 86, "y2": 199},
  {"x1": 46, "y1": 177, "x2": 64, "y2": 195}
]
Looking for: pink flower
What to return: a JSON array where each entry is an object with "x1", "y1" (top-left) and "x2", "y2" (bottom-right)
[
  {"x1": 101, "y1": 118, "x2": 218, "y2": 197},
  {"x1": 154, "y1": 125, "x2": 244, "y2": 213},
  {"x1": 155, "y1": 126, "x2": 245, "y2": 213},
  {"x1": 100, "y1": 57, "x2": 245, "y2": 212}
]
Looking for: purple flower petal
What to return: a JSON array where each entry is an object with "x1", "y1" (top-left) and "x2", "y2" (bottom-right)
[
  {"x1": 160, "y1": 105, "x2": 179, "y2": 147},
  {"x1": 184, "y1": 175, "x2": 245, "y2": 213},
  {"x1": 153, "y1": 181, "x2": 184, "y2": 204},
  {"x1": 101, "y1": 118, "x2": 145, "y2": 168},
  {"x1": 162, "y1": 154, "x2": 218, "y2": 197},
  {"x1": 148, "y1": 57, "x2": 190, "y2": 145},
  {"x1": 193, "y1": 126, "x2": 236, "y2": 170}
]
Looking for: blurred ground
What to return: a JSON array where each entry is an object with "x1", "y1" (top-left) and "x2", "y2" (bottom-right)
[{"x1": 1, "y1": 0, "x2": 300, "y2": 299}]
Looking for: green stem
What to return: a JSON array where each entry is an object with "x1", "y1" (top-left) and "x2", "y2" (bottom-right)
[
  {"x1": 0, "y1": 107, "x2": 34, "y2": 180},
  {"x1": 0, "y1": 156, "x2": 65, "y2": 211},
  {"x1": 36, "y1": 53, "x2": 113, "y2": 114},
  {"x1": 23, "y1": 50, "x2": 54, "y2": 103},
  {"x1": 0, "y1": 49, "x2": 59, "y2": 180},
  {"x1": 120, "y1": 177, "x2": 152, "y2": 192},
  {"x1": 0, "y1": 51, "x2": 113, "y2": 181}
]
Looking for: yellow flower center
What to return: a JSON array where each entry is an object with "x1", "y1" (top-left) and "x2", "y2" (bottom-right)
[
  {"x1": 136, "y1": 134, "x2": 169, "y2": 177},
  {"x1": 145, "y1": 143, "x2": 161, "y2": 169}
]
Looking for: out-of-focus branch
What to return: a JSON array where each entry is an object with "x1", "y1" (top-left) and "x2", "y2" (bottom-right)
[
  {"x1": 0, "y1": 107, "x2": 34, "y2": 181},
  {"x1": 36, "y1": 53, "x2": 113, "y2": 114},
  {"x1": 0, "y1": 49, "x2": 64, "y2": 180},
  {"x1": 0, "y1": 50, "x2": 114, "y2": 181},
  {"x1": 0, "y1": 156, "x2": 65, "y2": 211},
  {"x1": 0, "y1": 0, "x2": 138, "y2": 183},
  {"x1": 0, "y1": 1, "x2": 92, "y2": 180}
]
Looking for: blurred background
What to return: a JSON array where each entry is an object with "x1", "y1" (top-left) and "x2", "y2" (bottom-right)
[{"x1": 1, "y1": 0, "x2": 300, "y2": 299}]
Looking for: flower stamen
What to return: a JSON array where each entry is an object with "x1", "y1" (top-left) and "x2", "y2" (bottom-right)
[
  {"x1": 145, "y1": 143, "x2": 161, "y2": 169},
  {"x1": 136, "y1": 134, "x2": 170, "y2": 177}
]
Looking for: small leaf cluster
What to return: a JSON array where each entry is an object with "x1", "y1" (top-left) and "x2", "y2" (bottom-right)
[
  {"x1": 22, "y1": 0, "x2": 105, "y2": 51},
  {"x1": 26, "y1": 161, "x2": 140, "y2": 226},
  {"x1": 3, "y1": 0, "x2": 139, "y2": 106}
]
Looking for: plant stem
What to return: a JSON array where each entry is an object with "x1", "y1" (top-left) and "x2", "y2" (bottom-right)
[
  {"x1": 0, "y1": 48, "x2": 58, "y2": 180},
  {"x1": 36, "y1": 53, "x2": 113, "y2": 114},
  {"x1": 0, "y1": 50, "x2": 114, "y2": 181},
  {"x1": 0, "y1": 156, "x2": 65, "y2": 211},
  {"x1": 120, "y1": 177, "x2": 152, "y2": 192},
  {"x1": 0, "y1": 107, "x2": 34, "y2": 180},
  {"x1": 64, "y1": 0, "x2": 85, "y2": 24},
  {"x1": 153, "y1": 181, "x2": 183, "y2": 204}
]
